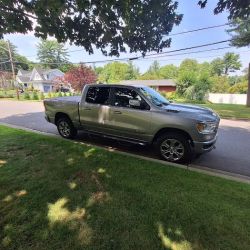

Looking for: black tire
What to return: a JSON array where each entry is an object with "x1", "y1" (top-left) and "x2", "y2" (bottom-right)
[
  {"x1": 154, "y1": 132, "x2": 193, "y2": 164},
  {"x1": 56, "y1": 117, "x2": 77, "y2": 139}
]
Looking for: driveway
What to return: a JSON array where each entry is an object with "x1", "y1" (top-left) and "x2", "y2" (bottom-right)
[{"x1": 1, "y1": 100, "x2": 250, "y2": 177}]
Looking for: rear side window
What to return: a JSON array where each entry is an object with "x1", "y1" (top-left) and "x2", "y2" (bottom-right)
[{"x1": 86, "y1": 87, "x2": 110, "y2": 105}]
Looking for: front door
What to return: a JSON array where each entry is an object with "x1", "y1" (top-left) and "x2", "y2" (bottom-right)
[{"x1": 107, "y1": 87, "x2": 152, "y2": 142}]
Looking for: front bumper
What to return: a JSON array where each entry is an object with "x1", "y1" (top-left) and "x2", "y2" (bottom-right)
[{"x1": 193, "y1": 135, "x2": 217, "y2": 154}]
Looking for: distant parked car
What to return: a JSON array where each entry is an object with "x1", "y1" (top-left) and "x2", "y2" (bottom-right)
[{"x1": 44, "y1": 84, "x2": 220, "y2": 163}]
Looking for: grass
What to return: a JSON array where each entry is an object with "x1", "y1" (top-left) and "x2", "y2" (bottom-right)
[
  {"x1": 200, "y1": 103, "x2": 250, "y2": 120},
  {"x1": 0, "y1": 125, "x2": 250, "y2": 250},
  {"x1": 174, "y1": 98, "x2": 250, "y2": 120}
]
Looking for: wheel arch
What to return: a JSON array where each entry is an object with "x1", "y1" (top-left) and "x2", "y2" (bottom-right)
[
  {"x1": 55, "y1": 112, "x2": 72, "y2": 125},
  {"x1": 152, "y1": 127, "x2": 194, "y2": 146}
]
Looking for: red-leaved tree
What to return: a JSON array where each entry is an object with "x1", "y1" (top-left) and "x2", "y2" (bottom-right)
[{"x1": 63, "y1": 65, "x2": 97, "y2": 92}]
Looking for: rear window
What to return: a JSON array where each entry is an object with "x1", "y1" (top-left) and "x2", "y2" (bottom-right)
[{"x1": 85, "y1": 87, "x2": 110, "y2": 105}]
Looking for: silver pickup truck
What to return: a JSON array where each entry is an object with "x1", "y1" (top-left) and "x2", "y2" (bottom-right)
[{"x1": 44, "y1": 84, "x2": 220, "y2": 163}]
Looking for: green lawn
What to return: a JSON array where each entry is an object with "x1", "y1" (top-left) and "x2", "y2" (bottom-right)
[
  {"x1": 175, "y1": 98, "x2": 250, "y2": 120},
  {"x1": 0, "y1": 125, "x2": 250, "y2": 250},
  {"x1": 201, "y1": 103, "x2": 250, "y2": 120}
]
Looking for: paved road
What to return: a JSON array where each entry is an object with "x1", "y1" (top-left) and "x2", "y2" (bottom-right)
[{"x1": 1, "y1": 100, "x2": 250, "y2": 177}]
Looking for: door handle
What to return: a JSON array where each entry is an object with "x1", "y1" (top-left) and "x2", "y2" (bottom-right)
[
  {"x1": 84, "y1": 107, "x2": 91, "y2": 111},
  {"x1": 113, "y1": 111, "x2": 122, "y2": 114}
]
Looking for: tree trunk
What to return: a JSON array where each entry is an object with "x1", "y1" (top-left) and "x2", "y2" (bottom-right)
[{"x1": 247, "y1": 62, "x2": 250, "y2": 107}]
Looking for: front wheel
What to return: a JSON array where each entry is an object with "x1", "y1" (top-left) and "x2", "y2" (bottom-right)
[
  {"x1": 57, "y1": 117, "x2": 77, "y2": 139},
  {"x1": 155, "y1": 132, "x2": 193, "y2": 164}
]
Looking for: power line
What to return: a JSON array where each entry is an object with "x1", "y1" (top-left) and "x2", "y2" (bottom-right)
[
  {"x1": 169, "y1": 23, "x2": 229, "y2": 36},
  {"x1": 142, "y1": 46, "x2": 231, "y2": 59},
  {"x1": 12, "y1": 40, "x2": 233, "y2": 66}
]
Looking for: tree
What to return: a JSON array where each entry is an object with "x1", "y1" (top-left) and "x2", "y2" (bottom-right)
[
  {"x1": 179, "y1": 59, "x2": 199, "y2": 73},
  {"x1": 227, "y1": 18, "x2": 250, "y2": 47},
  {"x1": 124, "y1": 62, "x2": 139, "y2": 80},
  {"x1": 211, "y1": 53, "x2": 241, "y2": 76},
  {"x1": 98, "y1": 62, "x2": 129, "y2": 83},
  {"x1": 223, "y1": 52, "x2": 242, "y2": 75},
  {"x1": 210, "y1": 58, "x2": 224, "y2": 76},
  {"x1": 0, "y1": 40, "x2": 32, "y2": 72},
  {"x1": 139, "y1": 61, "x2": 161, "y2": 80},
  {"x1": 198, "y1": 0, "x2": 250, "y2": 20},
  {"x1": 0, "y1": 1, "x2": 182, "y2": 56},
  {"x1": 211, "y1": 76, "x2": 230, "y2": 93},
  {"x1": 159, "y1": 64, "x2": 178, "y2": 79},
  {"x1": 63, "y1": 65, "x2": 97, "y2": 91},
  {"x1": 37, "y1": 40, "x2": 69, "y2": 69}
]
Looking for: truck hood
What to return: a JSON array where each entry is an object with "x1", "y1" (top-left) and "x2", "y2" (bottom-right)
[{"x1": 162, "y1": 103, "x2": 219, "y2": 121}]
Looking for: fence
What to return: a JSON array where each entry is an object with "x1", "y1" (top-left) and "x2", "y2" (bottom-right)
[{"x1": 207, "y1": 93, "x2": 247, "y2": 105}]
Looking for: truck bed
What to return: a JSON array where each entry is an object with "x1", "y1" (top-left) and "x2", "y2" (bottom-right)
[{"x1": 44, "y1": 96, "x2": 81, "y2": 126}]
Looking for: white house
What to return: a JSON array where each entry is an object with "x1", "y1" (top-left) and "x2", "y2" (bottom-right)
[{"x1": 16, "y1": 68, "x2": 64, "y2": 92}]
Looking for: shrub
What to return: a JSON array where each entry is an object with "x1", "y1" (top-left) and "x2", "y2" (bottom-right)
[
  {"x1": 58, "y1": 92, "x2": 63, "y2": 97},
  {"x1": 32, "y1": 92, "x2": 39, "y2": 100},
  {"x1": 228, "y1": 81, "x2": 248, "y2": 94},
  {"x1": 24, "y1": 92, "x2": 30, "y2": 100},
  {"x1": 47, "y1": 92, "x2": 52, "y2": 98},
  {"x1": 40, "y1": 92, "x2": 45, "y2": 100}
]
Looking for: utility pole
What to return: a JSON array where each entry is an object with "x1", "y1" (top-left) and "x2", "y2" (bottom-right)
[
  {"x1": 247, "y1": 62, "x2": 250, "y2": 107},
  {"x1": 7, "y1": 40, "x2": 19, "y2": 100}
]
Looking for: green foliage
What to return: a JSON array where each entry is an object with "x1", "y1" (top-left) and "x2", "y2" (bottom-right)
[
  {"x1": 98, "y1": 62, "x2": 129, "y2": 83},
  {"x1": 228, "y1": 18, "x2": 250, "y2": 47},
  {"x1": 177, "y1": 59, "x2": 212, "y2": 101},
  {"x1": 211, "y1": 76, "x2": 231, "y2": 93},
  {"x1": 47, "y1": 92, "x2": 52, "y2": 98},
  {"x1": 223, "y1": 52, "x2": 242, "y2": 75},
  {"x1": 0, "y1": 40, "x2": 32, "y2": 72},
  {"x1": 24, "y1": 92, "x2": 30, "y2": 100},
  {"x1": 177, "y1": 71, "x2": 197, "y2": 95},
  {"x1": 228, "y1": 81, "x2": 248, "y2": 94},
  {"x1": 37, "y1": 40, "x2": 69, "y2": 69},
  {"x1": 58, "y1": 92, "x2": 63, "y2": 97},
  {"x1": 39, "y1": 92, "x2": 45, "y2": 100},
  {"x1": 159, "y1": 64, "x2": 179, "y2": 79},
  {"x1": 210, "y1": 52, "x2": 242, "y2": 76},
  {"x1": 124, "y1": 62, "x2": 140, "y2": 80},
  {"x1": 211, "y1": 58, "x2": 224, "y2": 76},
  {"x1": 0, "y1": 1, "x2": 182, "y2": 56},
  {"x1": 198, "y1": 0, "x2": 250, "y2": 20},
  {"x1": 59, "y1": 64, "x2": 78, "y2": 73},
  {"x1": 32, "y1": 91, "x2": 39, "y2": 100}
]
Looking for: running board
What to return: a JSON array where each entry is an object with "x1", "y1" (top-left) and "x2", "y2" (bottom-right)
[{"x1": 83, "y1": 130, "x2": 148, "y2": 146}]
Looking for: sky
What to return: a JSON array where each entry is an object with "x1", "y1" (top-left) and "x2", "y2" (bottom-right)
[{"x1": 4, "y1": 0, "x2": 250, "y2": 74}]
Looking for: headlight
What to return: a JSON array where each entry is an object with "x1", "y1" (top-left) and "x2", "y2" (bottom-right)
[{"x1": 196, "y1": 122, "x2": 217, "y2": 134}]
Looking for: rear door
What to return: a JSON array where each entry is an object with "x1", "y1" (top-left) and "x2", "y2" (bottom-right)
[
  {"x1": 107, "y1": 87, "x2": 152, "y2": 142},
  {"x1": 79, "y1": 86, "x2": 112, "y2": 133}
]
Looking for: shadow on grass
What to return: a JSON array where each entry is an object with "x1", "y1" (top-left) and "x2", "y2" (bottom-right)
[{"x1": 1, "y1": 115, "x2": 250, "y2": 249}]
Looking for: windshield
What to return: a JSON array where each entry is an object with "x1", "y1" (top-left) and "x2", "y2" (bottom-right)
[{"x1": 139, "y1": 86, "x2": 170, "y2": 106}]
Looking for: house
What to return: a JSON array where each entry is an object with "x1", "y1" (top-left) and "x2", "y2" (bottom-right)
[
  {"x1": 119, "y1": 79, "x2": 176, "y2": 92},
  {"x1": 16, "y1": 68, "x2": 64, "y2": 93}
]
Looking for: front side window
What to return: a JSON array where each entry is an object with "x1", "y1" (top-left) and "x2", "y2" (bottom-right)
[
  {"x1": 139, "y1": 86, "x2": 170, "y2": 107},
  {"x1": 113, "y1": 87, "x2": 149, "y2": 110},
  {"x1": 86, "y1": 87, "x2": 110, "y2": 105}
]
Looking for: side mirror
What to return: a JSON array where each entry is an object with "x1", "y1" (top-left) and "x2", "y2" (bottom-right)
[{"x1": 129, "y1": 99, "x2": 141, "y2": 107}]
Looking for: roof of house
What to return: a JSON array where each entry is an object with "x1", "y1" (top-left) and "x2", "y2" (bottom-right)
[
  {"x1": 119, "y1": 79, "x2": 176, "y2": 87},
  {"x1": 17, "y1": 68, "x2": 63, "y2": 83}
]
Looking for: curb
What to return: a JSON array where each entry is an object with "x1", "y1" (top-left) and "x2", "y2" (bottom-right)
[{"x1": 0, "y1": 122, "x2": 249, "y2": 185}]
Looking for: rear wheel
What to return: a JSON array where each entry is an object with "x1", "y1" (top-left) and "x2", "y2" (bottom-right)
[
  {"x1": 57, "y1": 117, "x2": 77, "y2": 139},
  {"x1": 155, "y1": 132, "x2": 193, "y2": 164}
]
